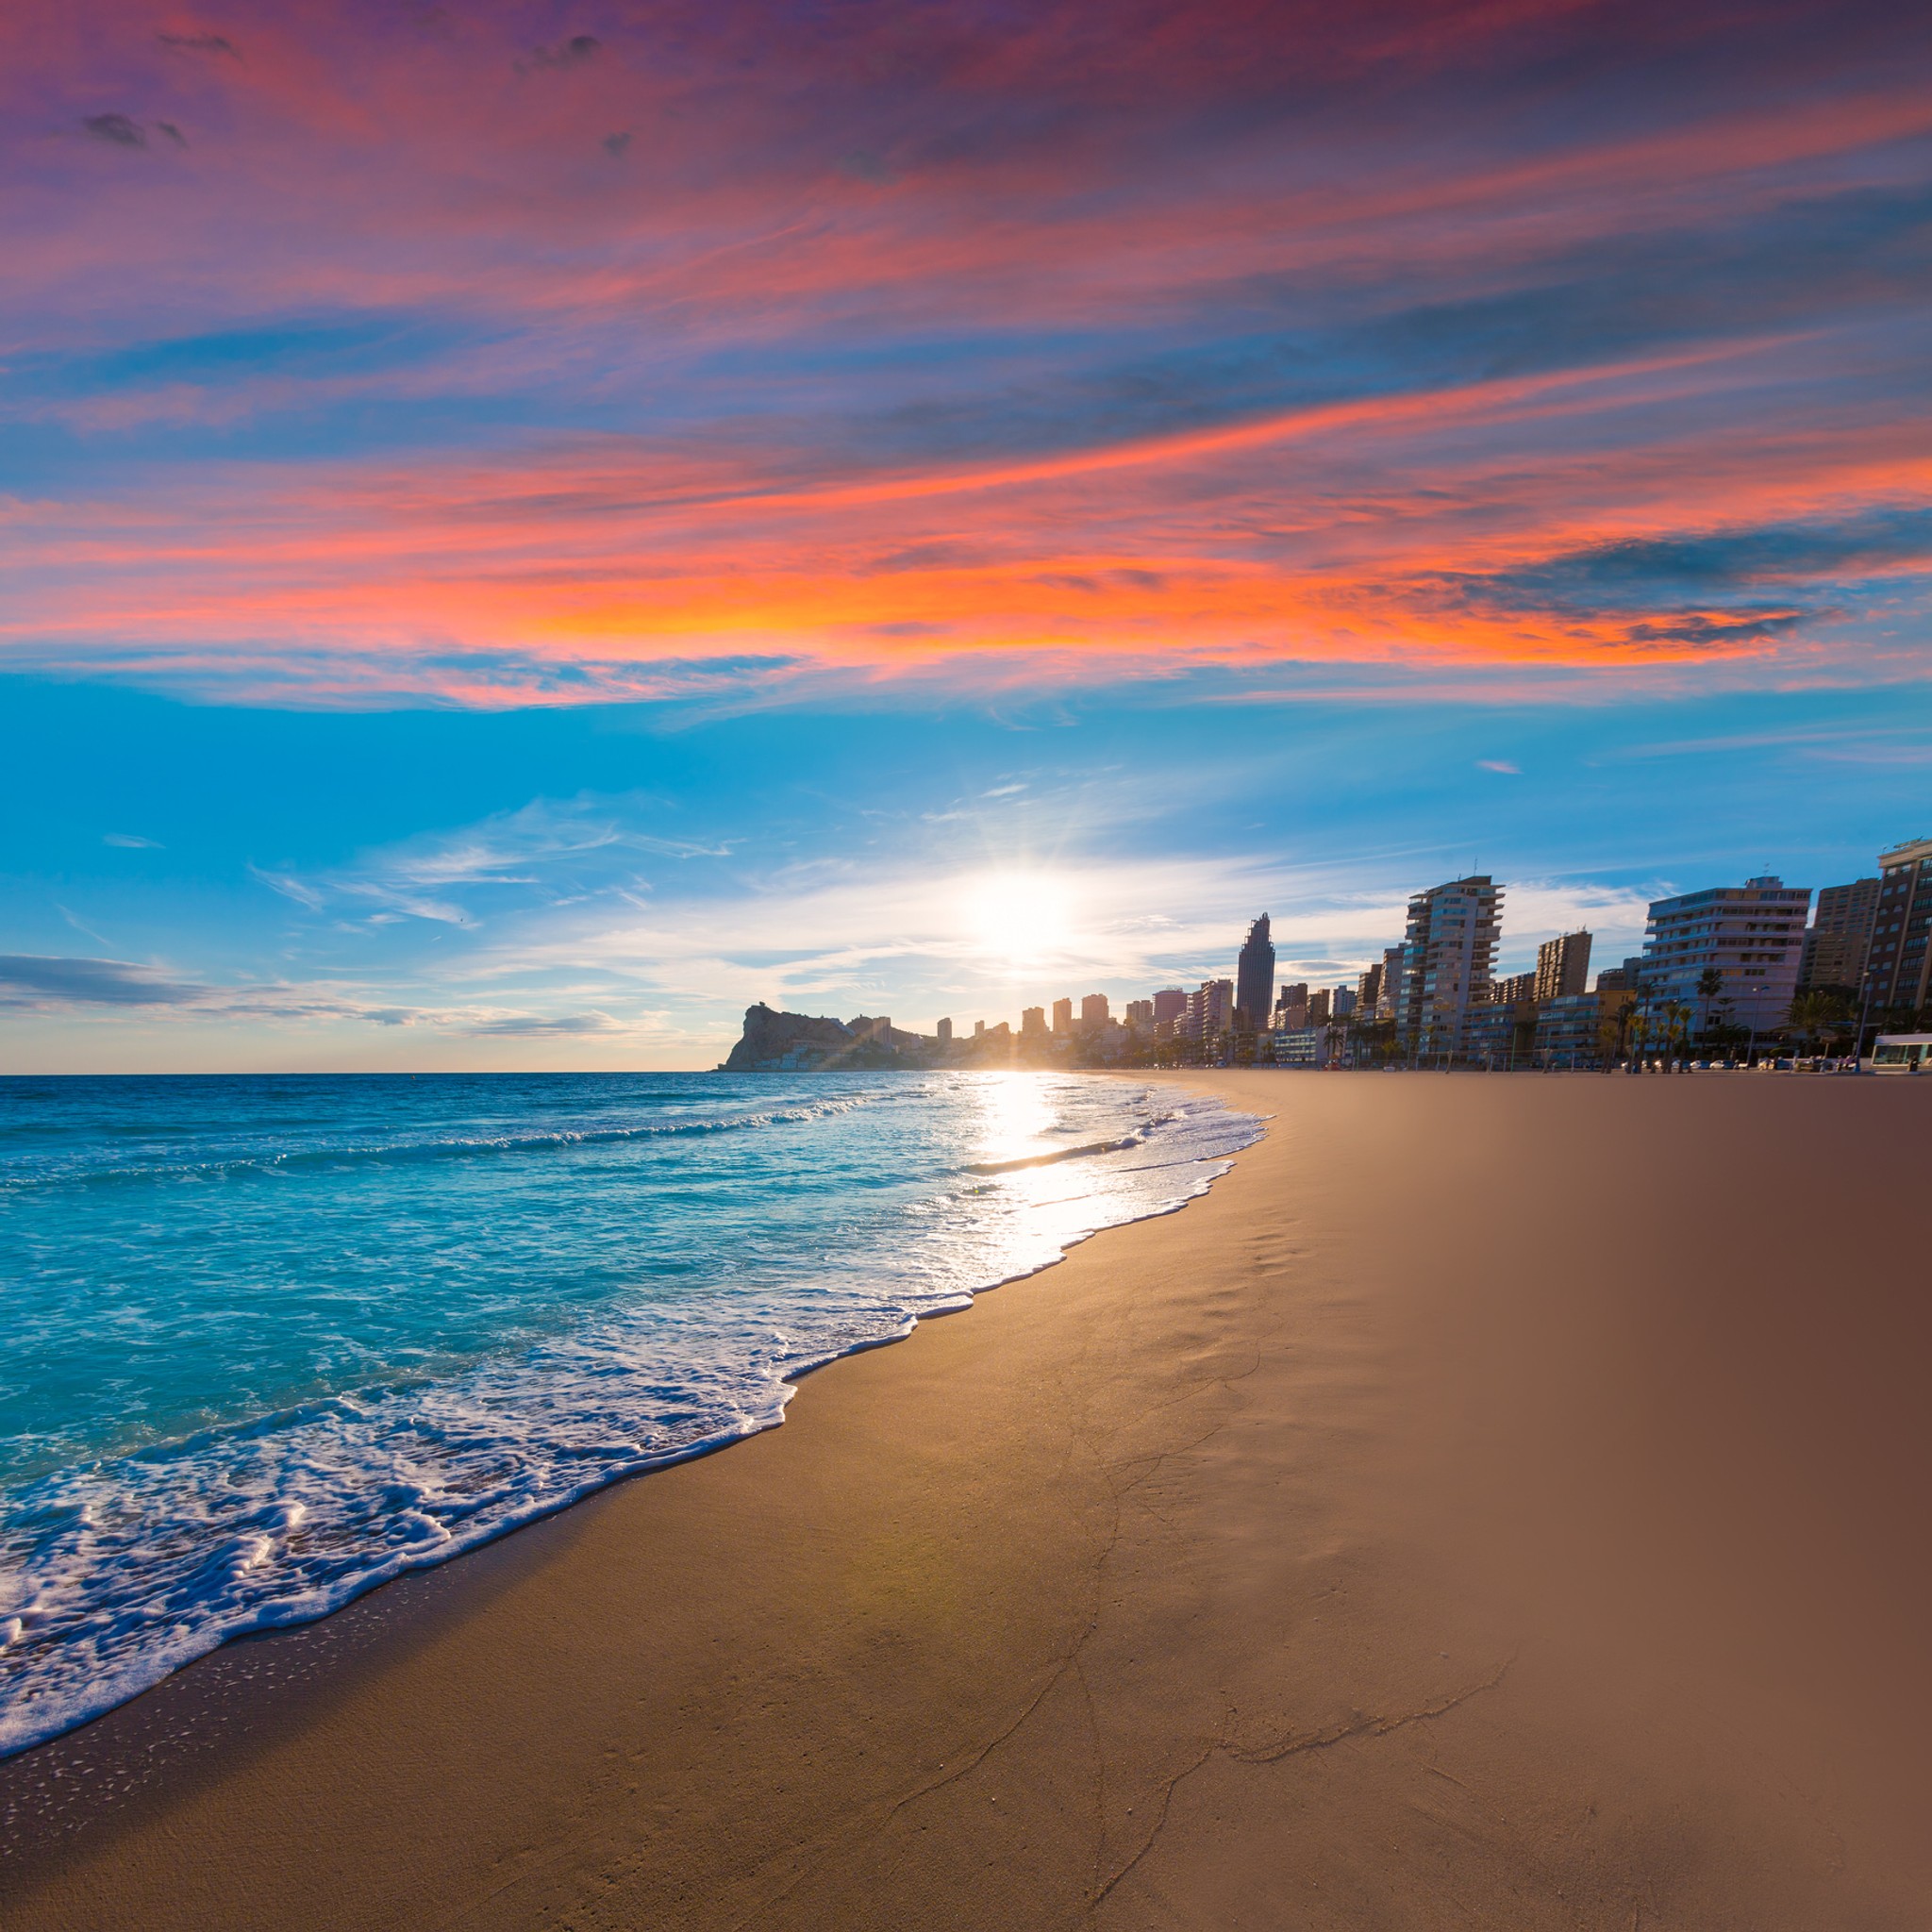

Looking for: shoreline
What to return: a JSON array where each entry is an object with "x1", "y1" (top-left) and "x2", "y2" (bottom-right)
[
  {"x1": 5, "y1": 1072, "x2": 1929, "y2": 1927},
  {"x1": 0, "y1": 1073, "x2": 1257, "y2": 1767}
]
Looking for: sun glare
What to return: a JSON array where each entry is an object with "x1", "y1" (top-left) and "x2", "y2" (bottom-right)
[{"x1": 964, "y1": 871, "x2": 1074, "y2": 971}]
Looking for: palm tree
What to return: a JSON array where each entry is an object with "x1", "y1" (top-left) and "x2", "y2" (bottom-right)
[
  {"x1": 1664, "y1": 1000, "x2": 1693, "y2": 1069},
  {"x1": 1696, "y1": 967, "x2": 1724, "y2": 1042},
  {"x1": 1788, "y1": 989, "x2": 1851, "y2": 1062}
]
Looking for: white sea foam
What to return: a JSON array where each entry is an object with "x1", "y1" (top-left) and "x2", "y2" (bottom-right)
[{"x1": 0, "y1": 1074, "x2": 1260, "y2": 1757}]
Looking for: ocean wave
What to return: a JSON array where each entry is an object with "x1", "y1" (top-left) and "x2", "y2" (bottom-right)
[
  {"x1": 0, "y1": 1075, "x2": 1262, "y2": 1758},
  {"x1": 962, "y1": 1132, "x2": 1141, "y2": 1174},
  {"x1": 0, "y1": 1093, "x2": 880, "y2": 1193}
]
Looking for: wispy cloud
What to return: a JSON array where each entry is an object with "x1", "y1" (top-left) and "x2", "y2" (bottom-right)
[
  {"x1": 0, "y1": 0, "x2": 1925, "y2": 704},
  {"x1": 249, "y1": 795, "x2": 734, "y2": 930},
  {"x1": 0, "y1": 951, "x2": 641, "y2": 1040},
  {"x1": 0, "y1": 954, "x2": 202, "y2": 1007}
]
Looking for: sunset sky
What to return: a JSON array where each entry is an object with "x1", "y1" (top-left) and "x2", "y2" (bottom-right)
[{"x1": 5, "y1": 0, "x2": 1931, "y2": 1068}]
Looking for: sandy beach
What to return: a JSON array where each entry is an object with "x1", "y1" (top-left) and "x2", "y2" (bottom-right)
[{"x1": 5, "y1": 1070, "x2": 1929, "y2": 1929}]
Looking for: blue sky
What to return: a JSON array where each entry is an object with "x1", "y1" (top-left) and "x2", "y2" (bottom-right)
[{"x1": 5, "y1": 669, "x2": 1927, "y2": 1070}]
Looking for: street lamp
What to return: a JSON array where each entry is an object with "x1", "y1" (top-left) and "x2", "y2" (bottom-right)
[{"x1": 1849, "y1": 977, "x2": 1875, "y2": 1074}]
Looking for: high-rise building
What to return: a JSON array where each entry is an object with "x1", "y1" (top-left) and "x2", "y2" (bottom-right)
[
  {"x1": 1535, "y1": 930, "x2": 1592, "y2": 1004},
  {"x1": 1536, "y1": 989, "x2": 1633, "y2": 1066},
  {"x1": 1490, "y1": 970, "x2": 1536, "y2": 1006},
  {"x1": 1865, "y1": 838, "x2": 1932, "y2": 1010},
  {"x1": 1124, "y1": 999, "x2": 1153, "y2": 1028},
  {"x1": 1187, "y1": 979, "x2": 1234, "y2": 1041},
  {"x1": 1378, "y1": 946, "x2": 1406, "y2": 1020},
  {"x1": 1079, "y1": 993, "x2": 1109, "y2": 1031},
  {"x1": 1594, "y1": 955, "x2": 1645, "y2": 993},
  {"x1": 1020, "y1": 1006, "x2": 1046, "y2": 1036},
  {"x1": 936, "y1": 1017, "x2": 953, "y2": 1042},
  {"x1": 1641, "y1": 876, "x2": 1810, "y2": 1031},
  {"x1": 1051, "y1": 996, "x2": 1074, "y2": 1035},
  {"x1": 1799, "y1": 878, "x2": 1878, "y2": 991},
  {"x1": 1152, "y1": 988, "x2": 1187, "y2": 1026},
  {"x1": 1306, "y1": 988, "x2": 1331, "y2": 1025},
  {"x1": 1397, "y1": 876, "x2": 1503, "y2": 1052},
  {"x1": 1356, "y1": 962, "x2": 1383, "y2": 1015},
  {"x1": 1332, "y1": 986, "x2": 1357, "y2": 1020},
  {"x1": 1274, "y1": 982, "x2": 1308, "y2": 1027},
  {"x1": 1235, "y1": 915, "x2": 1274, "y2": 1028}
]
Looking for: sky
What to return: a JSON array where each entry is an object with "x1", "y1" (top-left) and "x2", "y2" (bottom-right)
[{"x1": 4, "y1": 0, "x2": 1931, "y2": 1070}]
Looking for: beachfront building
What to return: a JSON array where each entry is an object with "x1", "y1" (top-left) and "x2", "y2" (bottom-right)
[
  {"x1": 1274, "y1": 982, "x2": 1308, "y2": 1029},
  {"x1": 1235, "y1": 915, "x2": 1274, "y2": 1030},
  {"x1": 1152, "y1": 988, "x2": 1187, "y2": 1026},
  {"x1": 1051, "y1": 996, "x2": 1074, "y2": 1035},
  {"x1": 1124, "y1": 999, "x2": 1154, "y2": 1028},
  {"x1": 1274, "y1": 1022, "x2": 1339, "y2": 1066},
  {"x1": 1079, "y1": 993, "x2": 1109, "y2": 1031},
  {"x1": 1186, "y1": 979, "x2": 1234, "y2": 1046},
  {"x1": 1641, "y1": 875, "x2": 1810, "y2": 1033},
  {"x1": 1799, "y1": 877, "x2": 1878, "y2": 991},
  {"x1": 1307, "y1": 988, "x2": 1331, "y2": 1025},
  {"x1": 1020, "y1": 1006, "x2": 1046, "y2": 1037},
  {"x1": 1535, "y1": 989, "x2": 1634, "y2": 1065},
  {"x1": 1332, "y1": 986, "x2": 1357, "y2": 1019},
  {"x1": 1535, "y1": 930, "x2": 1592, "y2": 1003},
  {"x1": 1396, "y1": 875, "x2": 1503, "y2": 1055},
  {"x1": 936, "y1": 1017, "x2": 953, "y2": 1042},
  {"x1": 1490, "y1": 970, "x2": 1536, "y2": 1007},
  {"x1": 1356, "y1": 961, "x2": 1383, "y2": 1016},
  {"x1": 1862, "y1": 838, "x2": 1932, "y2": 1012},
  {"x1": 1377, "y1": 946, "x2": 1406, "y2": 1020},
  {"x1": 1465, "y1": 993, "x2": 1536, "y2": 1065}
]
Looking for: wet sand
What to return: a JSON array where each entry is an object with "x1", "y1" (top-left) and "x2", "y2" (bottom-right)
[{"x1": 5, "y1": 1071, "x2": 1930, "y2": 1929}]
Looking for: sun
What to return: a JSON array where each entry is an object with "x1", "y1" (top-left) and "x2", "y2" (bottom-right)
[{"x1": 962, "y1": 871, "x2": 1074, "y2": 972}]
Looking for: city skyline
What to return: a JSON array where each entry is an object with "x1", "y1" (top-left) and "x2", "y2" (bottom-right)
[
  {"x1": 729, "y1": 828, "x2": 1916, "y2": 1063},
  {"x1": 6, "y1": 693, "x2": 1926, "y2": 1070}
]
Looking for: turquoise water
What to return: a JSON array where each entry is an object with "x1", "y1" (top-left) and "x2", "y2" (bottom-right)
[{"x1": 0, "y1": 1070, "x2": 1258, "y2": 1757}]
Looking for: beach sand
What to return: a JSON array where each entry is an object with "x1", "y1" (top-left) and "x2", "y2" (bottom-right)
[{"x1": 5, "y1": 1071, "x2": 1930, "y2": 1929}]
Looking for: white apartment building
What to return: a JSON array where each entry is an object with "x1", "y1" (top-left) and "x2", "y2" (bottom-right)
[
  {"x1": 1640, "y1": 875, "x2": 1810, "y2": 1032},
  {"x1": 1396, "y1": 876, "x2": 1502, "y2": 1053}
]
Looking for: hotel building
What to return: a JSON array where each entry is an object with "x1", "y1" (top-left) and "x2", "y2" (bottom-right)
[
  {"x1": 1862, "y1": 838, "x2": 1932, "y2": 1011},
  {"x1": 1798, "y1": 877, "x2": 1878, "y2": 991},
  {"x1": 1235, "y1": 915, "x2": 1275, "y2": 1030},
  {"x1": 1640, "y1": 875, "x2": 1810, "y2": 1031},
  {"x1": 1397, "y1": 876, "x2": 1503, "y2": 1053},
  {"x1": 1534, "y1": 929, "x2": 1592, "y2": 1003},
  {"x1": 1187, "y1": 979, "x2": 1234, "y2": 1043}
]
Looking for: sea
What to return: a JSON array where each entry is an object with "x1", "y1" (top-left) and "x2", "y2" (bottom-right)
[{"x1": 0, "y1": 1070, "x2": 1259, "y2": 1757}]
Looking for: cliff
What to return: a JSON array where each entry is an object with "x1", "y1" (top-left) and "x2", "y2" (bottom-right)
[{"x1": 722, "y1": 1004, "x2": 915, "y2": 1072}]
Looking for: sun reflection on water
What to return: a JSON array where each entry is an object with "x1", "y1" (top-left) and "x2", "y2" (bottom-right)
[{"x1": 968, "y1": 1070, "x2": 1060, "y2": 1173}]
